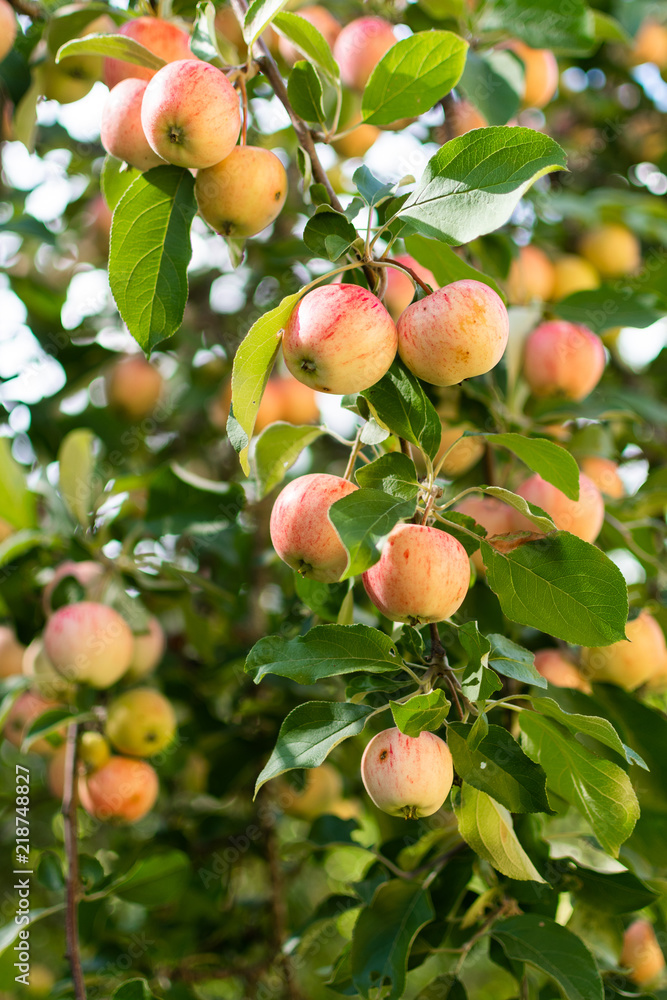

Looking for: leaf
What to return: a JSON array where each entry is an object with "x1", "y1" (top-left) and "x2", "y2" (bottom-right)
[
  {"x1": 390, "y1": 690, "x2": 450, "y2": 737},
  {"x1": 360, "y1": 360, "x2": 441, "y2": 461},
  {"x1": 484, "y1": 433, "x2": 580, "y2": 500},
  {"x1": 228, "y1": 292, "x2": 301, "y2": 474},
  {"x1": 457, "y1": 621, "x2": 502, "y2": 702},
  {"x1": 37, "y1": 852, "x2": 65, "y2": 891},
  {"x1": 492, "y1": 915, "x2": 603, "y2": 1000},
  {"x1": 111, "y1": 980, "x2": 158, "y2": 1000},
  {"x1": 452, "y1": 784, "x2": 545, "y2": 881},
  {"x1": 487, "y1": 634, "x2": 546, "y2": 688},
  {"x1": 109, "y1": 166, "x2": 197, "y2": 353},
  {"x1": 0, "y1": 437, "x2": 35, "y2": 529},
  {"x1": 448, "y1": 723, "x2": 552, "y2": 814},
  {"x1": 459, "y1": 48, "x2": 523, "y2": 125},
  {"x1": 273, "y1": 11, "x2": 339, "y2": 79},
  {"x1": 294, "y1": 575, "x2": 351, "y2": 622},
  {"x1": 532, "y1": 696, "x2": 647, "y2": 769},
  {"x1": 355, "y1": 453, "x2": 421, "y2": 501},
  {"x1": 46, "y1": 3, "x2": 127, "y2": 54},
  {"x1": 58, "y1": 429, "x2": 97, "y2": 528},
  {"x1": 144, "y1": 465, "x2": 244, "y2": 536},
  {"x1": 255, "y1": 701, "x2": 374, "y2": 791},
  {"x1": 328, "y1": 488, "x2": 417, "y2": 580},
  {"x1": 417, "y1": 976, "x2": 468, "y2": 1000},
  {"x1": 479, "y1": 486, "x2": 556, "y2": 532},
  {"x1": 572, "y1": 865, "x2": 658, "y2": 915},
  {"x1": 362, "y1": 31, "x2": 468, "y2": 126},
  {"x1": 520, "y1": 712, "x2": 639, "y2": 856},
  {"x1": 110, "y1": 851, "x2": 190, "y2": 906},
  {"x1": 56, "y1": 33, "x2": 166, "y2": 70},
  {"x1": 553, "y1": 287, "x2": 663, "y2": 333},
  {"x1": 353, "y1": 166, "x2": 395, "y2": 208},
  {"x1": 101, "y1": 155, "x2": 140, "y2": 212},
  {"x1": 481, "y1": 532, "x2": 629, "y2": 647},
  {"x1": 0, "y1": 905, "x2": 64, "y2": 957},
  {"x1": 303, "y1": 207, "x2": 360, "y2": 261},
  {"x1": 252, "y1": 423, "x2": 323, "y2": 497},
  {"x1": 243, "y1": 0, "x2": 289, "y2": 47},
  {"x1": 350, "y1": 881, "x2": 434, "y2": 1000},
  {"x1": 246, "y1": 623, "x2": 400, "y2": 684},
  {"x1": 23, "y1": 709, "x2": 89, "y2": 752},
  {"x1": 396, "y1": 127, "x2": 567, "y2": 244},
  {"x1": 404, "y1": 235, "x2": 504, "y2": 299},
  {"x1": 288, "y1": 60, "x2": 326, "y2": 123},
  {"x1": 191, "y1": 0, "x2": 225, "y2": 64}
]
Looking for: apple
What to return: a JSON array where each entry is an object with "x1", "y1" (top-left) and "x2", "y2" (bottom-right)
[
  {"x1": 534, "y1": 649, "x2": 591, "y2": 692},
  {"x1": 333, "y1": 16, "x2": 396, "y2": 91},
  {"x1": 630, "y1": 20, "x2": 667, "y2": 69},
  {"x1": 141, "y1": 59, "x2": 241, "y2": 170},
  {"x1": 282, "y1": 284, "x2": 398, "y2": 395},
  {"x1": 108, "y1": 355, "x2": 163, "y2": 419},
  {"x1": 507, "y1": 40, "x2": 559, "y2": 108},
  {"x1": 106, "y1": 687, "x2": 176, "y2": 756},
  {"x1": 43, "y1": 601, "x2": 134, "y2": 688},
  {"x1": 0, "y1": 0, "x2": 16, "y2": 63},
  {"x1": 579, "y1": 224, "x2": 641, "y2": 278},
  {"x1": 437, "y1": 423, "x2": 485, "y2": 478},
  {"x1": 361, "y1": 727, "x2": 453, "y2": 819},
  {"x1": 4, "y1": 690, "x2": 63, "y2": 755},
  {"x1": 79, "y1": 755, "x2": 159, "y2": 822},
  {"x1": 80, "y1": 731, "x2": 111, "y2": 770},
  {"x1": 278, "y1": 6, "x2": 340, "y2": 65},
  {"x1": 522, "y1": 320, "x2": 605, "y2": 401},
  {"x1": 455, "y1": 495, "x2": 516, "y2": 574},
  {"x1": 277, "y1": 762, "x2": 343, "y2": 819},
  {"x1": 551, "y1": 254, "x2": 600, "y2": 300},
  {"x1": 331, "y1": 91, "x2": 380, "y2": 158},
  {"x1": 101, "y1": 79, "x2": 165, "y2": 171},
  {"x1": 103, "y1": 16, "x2": 196, "y2": 90},
  {"x1": 0, "y1": 625, "x2": 24, "y2": 677},
  {"x1": 195, "y1": 145, "x2": 288, "y2": 238},
  {"x1": 621, "y1": 919, "x2": 665, "y2": 986},
  {"x1": 507, "y1": 245, "x2": 555, "y2": 304},
  {"x1": 580, "y1": 456, "x2": 625, "y2": 499},
  {"x1": 43, "y1": 560, "x2": 105, "y2": 614},
  {"x1": 270, "y1": 473, "x2": 357, "y2": 583},
  {"x1": 23, "y1": 637, "x2": 73, "y2": 698},
  {"x1": 384, "y1": 255, "x2": 437, "y2": 320},
  {"x1": 126, "y1": 615, "x2": 166, "y2": 680},
  {"x1": 513, "y1": 471, "x2": 605, "y2": 543},
  {"x1": 397, "y1": 279, "x2": 509, "y2": 387},
  {"x1": 41, "y1": 53, "x2": 102, "y2": 104},
  {"x1": 581, "y1": 609, "x2": 667, "y2": 691},
  {"x1": 215, "y1": 374, "x2": 319, "y2": 433},
  {"x1": 363, "y1": 524, "x2": 470, "y2": 624},
  {"x1": 446, "y1": 99, "x2": 488, "y2": 137}
]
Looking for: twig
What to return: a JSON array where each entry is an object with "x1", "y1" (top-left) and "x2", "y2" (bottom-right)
[
  {"x1": 374, "y1": 257, "x2": 434, "y2": 295},
  {"x1": 62, "y1": 723, "x2": 86, "y2": 1000},
  {"x1": 259, "y1": 794, "x2": 303, "y2": 1000},
  {"x1": 238, "y1": 74, "x2": 248, "y2": 146},
  {"x1": 343, "y1": 426, "x2": 364, "y2": 481}
]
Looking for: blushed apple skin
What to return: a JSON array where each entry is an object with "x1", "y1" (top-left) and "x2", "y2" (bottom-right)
[
  {"x1": 0, "y1": 625, "x2": 24, "y2": 678},
  {"x1": 108, "y1": 355, "x2": 163, "y2": 419},
  {"x1": 455, "y1": 495, "x2": 516, "y2": 574},
  {"x1": 333, "y1": 16, "x2": 396, "y2": 91},
  {"x1": 0, "y1": 0, "x2": 17, "y2": 63},
  {"x1": 278, "y1": 6, "x2": 340, "y2": 65},
  {"x1": 141, "y1": 59, "x2": 241, "y2": 170},
  {"x1": 44, "y1": 601, "x2": 134, "y2": 688},
  {"x1": 101, "y1": 79, "x2": 165, "y2": 171},
  {"x1": 508, "y1": 40, "x2": 559, "y2": 108},
  {"x1": 581, "y1": 610, "x2": 667, "y2": 691},
  {"x1": 523, "y1": 320, "x2": 605, "y2": 401},
  {"x1": 270, "y1": 473, "x2": 357, "y2": 583},
  {"x1": 621, "y1": 919, "x2": 665, "y2": 986},
  {"x1": 363, "y1": 524, "x2": 470, "y2": 625},
  {"x1": 195, "y1": 145, "x2": 288, "y2": 238},
  {"x1": 437, "y1": 423, "x2": 485, "y2": 478},
  {"x1": 397, "y1": 279, "x2": 509, "y2": 387},
  {"x1": 507, "y1": 245, "x2": 555, "y2": 304},
  {"x1": 282, "y1": 284, "x2": 398, "y2": 395},
  {"x1": 580, "y1": 456, "x2": 625, "y2": 499},
  {"x1": 384, "y1": 255, "x2": 437, "y2": 320},
  {"x1": 126, "y1": 615, "x2": 166, "y2": 680},
  {"x1": 79, "y1": 756, "x2": 159, "y2": 823},
  {"x1": 534, "y1": 649, "x2": 591, "y2": 692},
  {"x1": 106, "y1": 687, "x2": 177, "y2": 757},
  {"x1": 361, "y1": 727, "x2": 453, "y2": 819},
  {"x1": 512, "y1": 471, "x2": 605, "y2": 543},
  {"x1": 43, "y1": 560, "x2": 104, "y2": 615},
  {"x1": 103, "y1": 17, "x2": 196, "y2": 89}
]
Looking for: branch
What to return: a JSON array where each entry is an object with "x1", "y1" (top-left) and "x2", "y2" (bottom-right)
[
  {"x1": 375, "y1": 257, "x2": 433, "y2": 295},
  {"x1": 62, "y1": 723, "x2": 87, "y2": 1000}
]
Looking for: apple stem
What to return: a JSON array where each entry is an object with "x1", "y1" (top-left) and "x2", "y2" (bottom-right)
[
  {"x1": 375, "y1": 257, "x2": 433, "y2": 296},
  {"x1": 238, "y1": 73, "x2": 248, "y2": 146},
  {"x1": 62, "y1": 722, "x2": 87, "y2": 1000},
  {"x1": 343, "y1": 426, "x2": 364, "y2": 481}
]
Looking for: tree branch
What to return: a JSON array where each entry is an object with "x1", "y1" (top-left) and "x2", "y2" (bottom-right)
[
  {"x1": 62, "y1": 723, "x2": 86, "y2": 1000},
  {"x1": 259, "y1": 794, "x2": 303, "y2": 1000}
]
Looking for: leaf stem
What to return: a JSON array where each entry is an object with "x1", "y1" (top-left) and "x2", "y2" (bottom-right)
[
  {"x1": 62, "y1": 723, "x2": 87, "y2": 1000},
  {"x1": 343, "y1": 426, "x2": 364, "y2": 481}
]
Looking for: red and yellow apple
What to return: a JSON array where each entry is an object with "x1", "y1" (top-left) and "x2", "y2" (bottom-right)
[
  {"x1": 508, "y1": 40, "x2": 559, "y2": 108},
  {"x1": 44, "y1": 601, "x2": 134, "y2": 688},
  {"x1": 333, "y1": 16, "x2": 396, "y2": 91},
  {"x1": 79, "y1": 756, "x2": 159, "y2": 822},
  {"x1": 621, "y1": 919, "x2": 665, "y2": 986},
  {"x1": 3, "y1": 690, "x2": 63, "y2": 755},
  {"x1": 455, "y1": 495, "x2": 516, "y2": 573},
  {"x1": 108, "y1": 355, "x2": 163, "y2": 420},
  {"x1": 507, "y1": 245, "x2": 555, "y2": 304},
  {"x1": 277, "y1": 762, "x2": 343, "y2": 819},
  {"x1": 103, "y1": 16, "x2": 196, "y2": 89},
  {"x1": 579, "y1": 224, "x2": 641, "y2": 278},
  {"x1": 512, "y1": 472, "x2": 604, "y2": 543},
  {"x1": 522, "y1": 320, "x2": 605, "y2": 400},
  {"x1": 580, "y1": 456, "x2": 625, "y2": 499},
  {"x1": 361, "y1": 727, "x2": 453, "y2": 819},
  {"x1": 551, "y1": 254, "x2": 600, "y2": 300},
  {"x1": 384, "y1": 255, "x2": 437, "y2": 320},
  {"x1": 43, "y1": 560, "x2": 105, "y2": 614},
  {"x1": 195, "y1": 145, "x2": 288, "y2": 238},
  {"x1": 0, "y1": 0, "x2": 17, "y2": 63},
  {"x1": 101, "y1": 79, "x2": 165, "y2": 171},
  {"x1": 126, "y1": 615, "x2": 166, "y2": 680},
  {"x1": 581, "y1": 610, "x2": 667, "y2": 690},
  {"x1": 534, "y1": 649, "x2": 591, "y2": 692}
]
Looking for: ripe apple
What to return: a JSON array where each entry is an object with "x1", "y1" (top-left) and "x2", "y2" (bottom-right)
[
  {"x1": 141, "y1": 59, "x2": 241, "y2": 170},
  {"x1": 44, "y1": 601, "x2": 134, "y2": 688},
  {"x1": 581, "y1": 609, "x2": 667, "y2": 691},
  {"x1": 446, "y1": 99, "x2": 488, "y2": 137},
  {"x1": 534, "y1": 649, "x2": 591, "y2": 692},
  {"x1": 103, "y1": 16, "x2": 196, "y2": 89},
  {"x1": 437, "y1": 423, "x2": 485, "y2": 478},
  {"x1": 270, "y1": 473, "x2": 357, "y2": 582},
  {"x1": 507, "y1": 245, "x2": 555, "y2": 304},
  {"x1": 278, "y1": 6, "x2": 341, "y2": 65},
  {"x1": 282, "y1": 284, "x2": 398, "y2": 395},
  {"x1": 513, "y1": 471, "x2": 604, "y2": 543},
  {"x1": 361, "y1": 727, "x2": 453, "y2": 819},
  {"x1": 108, "y1": 355, "x2": 163, "y2": 419},
  {"x1": 621, "y1": 919, "x2": 665, "y2": 986},
  {"x1": 333, "y1": 16, "x2": 396, "y2": 91},
  {"x1": 580, "y1": 456, "x2": 625, "y2": 499},
  {"x1": 551, "y1": 254, "x2": 600, "y2": 300},
  {"x1": 80, "y1": 731, "x2": 111, "y2": 770},
  {"x1": 630, "y1": 20, "x2": 667, "y2": 69},
  {"x1": 397, "y1": 279, "x2": 509, "y2": 387},
  {"x1": 215, "y1": 374, "x2": 319, "y2": 432},
  {"x1": 4, "y1": 690, "x2": 63, "y2": 755},
  {"x1": 384, "y1": 255, "x2": 437, "y2": 320},
  {"x1": 332, "y1": 92, "x2": 380, "y2": 158},
  {"x1": 0, "y1": 625, "x2": 24, "y2": 677},
  {"x1": 0, "y1": 0, "x2": 17, "y2": 63},
  {"x1": 106, "y1": 687, "x2": 176, "y2": 756},
  {"x1": 23, "y1": 637, "x2": 72, "y2": 698},
  {"x1": 277, "y1": 762, "x2": 343, "y2": 819},
  {"x1": 43, "y1": 560, "x2": 105, "y2": 614},
  {"x1": 363, "y1": 524, "x2": 470, "y2": 624},
  {"x1": 579, "y1": 224, "x2": 641, "y2": 278},
  {"x1": 79, "y1": 755, "x2": 159, "y2": 822},
  {"x1": 522, "y1": 320, "x2": 605, "y2": 400},
  {"x1": 101, "y1": 79, "x2": 165, "y2": 171},
  {"x1": 455, "y1": 495, "x2": 516, "y2": 574},
  {"x1": 195, "y1": 146, "x2": 288, "y2": 238},
  {"x1": 41, "y1": 53, "x2": 102, "y2": 104},
  {"x1": 126, "y1": 615, "x2": 166, "y2": 680},
  {"x1": 508, "y1": 40, "x2": 559, "y2": 108}
]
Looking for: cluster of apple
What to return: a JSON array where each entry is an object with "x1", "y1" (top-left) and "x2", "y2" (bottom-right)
[{"x1": 1, "y1": 560, "x2": 175, "y2": 823}]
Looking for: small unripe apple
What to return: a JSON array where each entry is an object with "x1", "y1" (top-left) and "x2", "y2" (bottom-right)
[
  {"x1": 333, "y1": 16, "x2": 396, "y2": 91},
  {"x1": 41, "y1": 53, "x2": 102, "y2": 104},
  {"x1": 361, "y1": 727, "x2": 453, "y2": 819},
  {"x1": 580, "y1": 456, "x2": 624, "y2": 499},
  {"x1": 523, "y1": 321, "x2": 605, "y2": 401},
  {"x1": 0, "y1": 0, "x2": 17, "y2": 63},
  {"x1": 278, "y1": 6, "x2": 340, "y2": 65},
  {"x1": 455, "y1": 495, "x2": 516, "y2": 574},
  {"x1": 126, "y1": 615, "x2": 166, "y2": 680},
  {"x1": 363, "y1": 524, "x2": 470, "y2": 625},
  {"x1": 141, "y1": 59, "x2": 241, "y2": 170},
  {"x1": 621, "y1": 919, "x2": 665, "y2": 986},
  {"x1": 103, "y1": 16, "x2": 196, "y2": 90},
  {"x1": 101, "y1": 79, "x2": 165, "y2": 171},
  {"x1": 43, "y1": 560, "x2": 105, "y2": 615},
  {"x1": 437, "y1": 423, "x2": 485, "y2": 478},
  {"x1": 551, "y1": 254, "x2": 600, "y2": 300},
  {"x1": 579, "y1": 224, "x2": 641, "y2": 278},
  {"x1": 79, "y1": 755, "x2": 159, "y2": 823},
  {"x1": 581, "y1": 610, "x2": 667, "y2": 691},
  {"x1": 80, "y1": 731, "x2": 111, "y2": 770},
  {"x1": 0, "y1": 625, "x2": 24, "y2": 677},
  {"x1": 106, "y1": 687, "x2": 177, "y2": 756},
  {"x1": 507, "y1": 245, "x2": 555, "y2": 304},
  {"x1": 282, "y1": 284, "x2": 398, "y2": 395},
  {"x1": 384, "y1": 255, "x2": 437, "y2": 320},
  {"x1": 195, "y1": 145, "x2": 288, "y2": 238},
  {"x1": 270, "y1": 473, "x2": 357, "y2": 582},
  {"x1": 108, "y1": 355, "x2": 163, "y2": 420},
  {"x1": 4, "y1": 690, "x2": 63, "y2": 755},
  {"x1": 23, "y1": 637, "x2": 72, "y2": 698},
  {"x1": 397, "y1": 280, "x2": 509, "y2": 387},
  {"x1": 44, "y1": 601, "x2": 134, "y2": 688},
  {"x1": 507, "y1": 40, "x2": 559, "y2": 108},
  {"x1": 277, "y1": 762, "x2": 343, "y2": 819},
  {"x1": 513, "y1": 471, "x2": 604, "y2": 543},
  {"x1": 534, "y1": 649, "x2": 591, "y2": 692}
]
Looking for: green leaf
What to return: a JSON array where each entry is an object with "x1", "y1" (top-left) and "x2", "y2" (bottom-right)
[
  {"x1": 256, "y1": 701, "x2": 374, "y2": 791},
  {"x1": 404, "y1": 235, "x2": 504, "y2": 299},
  {"x1": 484, "y1": 433, "x2": 580, "y2": 500},
  {"x1": 350, "y1": 881, "x2": 434, "y2": 1000},
  {"x1": 101, "y1": 155, "x2": 140, "y2": 212},
  {"x1": 303, "y1": 207, "x2": 359, "y2": 261},
  {"x1": 252, "y1": 423, "x2": 324, "y2": 497},
  {"x1": 23, "y1": 709, "x2": 88, "y2": 752},
  {"x1": 390, "y1": 690, "x2": 450, "y2": 737},
  {"x1": 452, "y1": 784, "x2": 545, "y2": 881},
  {"x1": 481, "y1": 532, "x2": 629, "y2": 647},
  {"x1": 362, "y1": 31, "x2": 468, "y2": 127},
  {"x1": 58, "y1": 429, "x2": 97, "y2": 528},
  {"x1": 110, "y1": 851, "x2": 190, "y2": 906},
  {"x1": 0, "y1": 905, "x2": 64, "y2": 957},
  {"x1": 478, "y1": 486, "x2": 556, "y2": 532},
  {"x1": 294, "y1": 575, "x2": 351, "y2": 622},
  {"x1": 109, "y1": 166, "x2": 197, "y2": 353},
  {"x1": 448, "y1": 723, "x2": 552, "y2": 813},
  {"x1": 553, "y1": 287, "x2": 663, "y2": 334},
  {"x1": 592, "y1": 11, "x2": 629, "y2": 43},
  {"x1": 360, "y1": 360, "x2": 441, "y2": 461},
  {"x1": 457, "y1": 621, "x2": 502, "y2": 701},
  {"x1": 228, "y1": 292, "x2": 301, "y2": 475},
  {"x1": 396, "y1": 127, "x2": 567, "y2": 244},
  {"x1": 417, "y1": 976, "x2": 468, "y2": 1000},
  {"x1": 520, "y1": 712, "x2": 639, "y2": 856},
  {"x1": 0, "y1": 530, "x2": 57, "y2": 568},
  {"x1": 353, "y1": 166, "x2": 394, "y2": 208},
  {"x1": 488, "y1": 634, "x2": 546, "y2": 688},
  {"x1": 531, "y1": 697, "x2": 646, "y2": 769},
  {"x1": 571, "y1": 865, "x2": 658, "y2": 915},
  {"x1": 492, "y1": 915, "x2": 603, "y2": 1000},
  {"x1": 0, "y1": 437, "x2": 35, "y2": 529},
  {"x1": 111, "y1": 980, "x2": 158, "y2": 1000},
  {"x1": 479, "y1": 0, "x2": 595, "y2": 54},
  {"x1": 273, "y1": 11, "x2": 339, "y2": 79},
  {"x1": 288, "y1": 60, "x2": 326, "y2": 123},
  {"x1": 37, "y1": 852, "x2": 65, "y2": 892},
  {"x1": 246, "y1": 623, "x2": 400, "y2": 684},
  {"x1": 459, "y1": 49, "x2": 523, "y2": 125},
  {"x1": 243, "y1": 0, "x2": 289, "y2": 46},
  {"x1": 46, "y1": 3, "x2": 127, "y2": 54},
  {"x1": 328, "y1": 488, "x2": 417, "y2": 580},
  {"x1": 355, "y1": 453, "x2": 421, "y2": 501},
  {"x1": 56, "y1": 33, "x2": 166, "y2": 69},
  {"x1": 191, "y1": 0, "x2": 225, "y2": 64}
]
